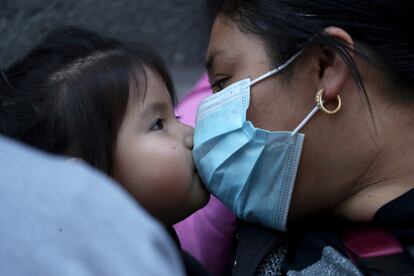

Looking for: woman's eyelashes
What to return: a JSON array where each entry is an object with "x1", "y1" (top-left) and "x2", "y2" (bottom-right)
[
  {"x1": 211, "y1": 77, "x2": 230, "y2": 92},
  {"x1": 150, "y1": 118, "x2": 164, "y2": 131}
]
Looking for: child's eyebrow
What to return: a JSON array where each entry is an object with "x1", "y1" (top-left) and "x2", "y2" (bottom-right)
[{"x1": 140, "y1": 102, "x2": 168, "y2": 119}]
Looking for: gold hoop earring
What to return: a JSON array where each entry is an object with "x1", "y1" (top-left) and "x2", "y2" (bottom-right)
[{"x1": 315, "y1": 88, "x2": 341, "y2": 114}]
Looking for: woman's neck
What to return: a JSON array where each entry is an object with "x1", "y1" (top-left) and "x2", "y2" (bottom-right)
[{"x1": 334, "y1": 110, "x2": 414, "y2": 222}]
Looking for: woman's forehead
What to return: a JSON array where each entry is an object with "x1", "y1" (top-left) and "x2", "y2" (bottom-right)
[
  {"x1": 207, "y1": 15, "x2": 239, "y2": 55},
  {"x1": 206, "y1": 16, "x2": 270, "y2": 73},
  {"x1": 207, "y1": 19, "x2": 241, "y2": 60}
]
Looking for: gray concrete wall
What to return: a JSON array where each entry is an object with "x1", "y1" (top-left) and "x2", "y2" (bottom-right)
[{"x1": 0, "y1": 0, "x2": 211, "y2": 98}]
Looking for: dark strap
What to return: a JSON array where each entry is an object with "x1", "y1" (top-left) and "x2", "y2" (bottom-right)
[
  {"x1": 356, "y1": 252, "x2": 414, "y2": 275},
  {"x1": 232, "y1": 221, "x2": 285, "y2": 276},
  {"x1": 407, "y1": 245, "x2": 414, "y2": 259},
  {"x1": 181, "y1": 250, "x2": 212, "y2": 276}
]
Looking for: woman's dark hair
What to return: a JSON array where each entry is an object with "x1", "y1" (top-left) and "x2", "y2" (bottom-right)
[
  {"x1": 0, "y1": 26, "x2": 175, "y2": 173},
  {"x1": 209, "y1": 0, "x2": 414, "y2": 102}
]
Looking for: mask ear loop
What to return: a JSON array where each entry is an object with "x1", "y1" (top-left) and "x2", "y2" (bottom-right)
[
  {"x1": 291, "y1": 105, "x2": 319, "y2": 136},
  {"x1": 250, "y1": 50, "x2": 303, "y2": 86},
  {"x1": 245, "y1": 49, "x2": 320, "y2": 136},
  {"x1": 291, "y1": 88, "x2": 342, "y2": 136}
]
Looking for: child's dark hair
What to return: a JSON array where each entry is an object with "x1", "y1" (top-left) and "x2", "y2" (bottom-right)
[{"x1": 0, "y1": 26, "x2": 175, "y2": 173}]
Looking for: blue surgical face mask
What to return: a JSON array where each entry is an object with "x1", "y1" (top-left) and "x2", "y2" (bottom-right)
[{"x1": 193, "y1": 51, "x2": 320, "y2": 231}]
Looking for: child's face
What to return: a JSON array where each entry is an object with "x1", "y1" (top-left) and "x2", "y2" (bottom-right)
[{"x1": 113, "y1": 70, "x2": 209, "y2": 225}]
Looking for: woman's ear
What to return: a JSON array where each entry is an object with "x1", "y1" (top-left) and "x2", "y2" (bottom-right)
[{"x1": 319, "y1": 27, "x2": 354, "y2": 102}]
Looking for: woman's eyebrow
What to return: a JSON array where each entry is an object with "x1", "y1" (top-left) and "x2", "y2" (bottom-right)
[{"x1": 205, "y1": 49, "x2": 225, "y2": 74}]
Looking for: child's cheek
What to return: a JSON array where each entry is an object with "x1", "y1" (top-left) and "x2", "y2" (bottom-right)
[
  {"x1": 130, "y1": 145, "x2": 191, "y2": 208},
  {"x1": 156, "y1": 144, "x2": 193, "y2": 185}
]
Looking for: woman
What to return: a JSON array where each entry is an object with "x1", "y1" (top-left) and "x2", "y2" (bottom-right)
[{"x1": 193, "y1": 0, "x2": 414, "y2": 274}]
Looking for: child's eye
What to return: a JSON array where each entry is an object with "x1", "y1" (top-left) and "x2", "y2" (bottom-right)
[
  {"x1": 150, "y1": 119, "x2": 164, "y2": 131},
  {"x1": 211, "y1": 77, "x2": 230, "y2": 93}
]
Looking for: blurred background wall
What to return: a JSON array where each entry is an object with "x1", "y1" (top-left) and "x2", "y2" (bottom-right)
[{"x1": 0, "y1": 0, "x2": 211, "y2": 99}]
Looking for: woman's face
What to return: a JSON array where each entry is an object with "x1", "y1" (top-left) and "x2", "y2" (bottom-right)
[
  {"x1": 113, "y1": 70, "x2": 209, "y2": 225},
  {"x1": 206, "y1": 16, "x2": 304, "y2": 133},
  {"x1": 206, "y1": 15, "x2": 381, "y2": 222}
]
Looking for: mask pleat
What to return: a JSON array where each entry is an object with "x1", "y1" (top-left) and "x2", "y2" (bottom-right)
[{"x1": 195, "y1": 127, "x2": 251, "y2": 186}]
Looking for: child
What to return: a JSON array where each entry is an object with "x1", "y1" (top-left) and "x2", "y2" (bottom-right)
[{"x1": 0, "y1": 26, "x2": 210, "y2": 275}]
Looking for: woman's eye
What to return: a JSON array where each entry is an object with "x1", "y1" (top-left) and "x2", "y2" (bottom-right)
[
  {"x1": 211, "y1": 77, "x2": 229, "y2": 92},
  {"x1": 150, "y1": 119, "x2": 164, "y2": 131}
]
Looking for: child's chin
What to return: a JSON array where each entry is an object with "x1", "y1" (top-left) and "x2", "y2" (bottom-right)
[
  {"x1": 177, "y1": 195, "x2": 210, "y2": 224},
  {"x1": 172, "y1": 211, "x2": 195, "y2": 225},
  {"x1": 199, "y1": 191, "x2": 211, "y2": 208},
  {"x1": 194, "y1": 183, "x2": 210, "y2": 210}
]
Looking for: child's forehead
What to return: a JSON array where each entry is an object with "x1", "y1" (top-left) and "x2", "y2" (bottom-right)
[{"x1": 127, "y1": 68, "x2": 174, "y2": 111}]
